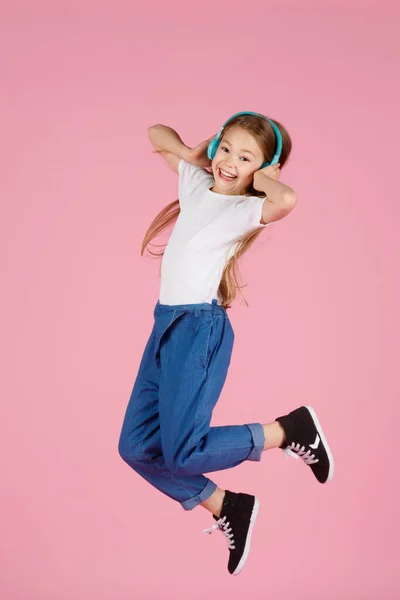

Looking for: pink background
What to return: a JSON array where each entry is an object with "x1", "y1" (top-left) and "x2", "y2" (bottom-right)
[{"x1": 1, "y1": 1, "x2": 399, "y2": 598}]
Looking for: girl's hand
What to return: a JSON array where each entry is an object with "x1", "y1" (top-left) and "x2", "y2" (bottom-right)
[
  {"x1": 185, "y1": 136, "x2": 216, "y2": 168},
  {"x1": 253, "y1": 163, "x2": 281, "y2": 191},
  {"x1": 260, "y1": 163, "x2": 281, "y2": 180}
]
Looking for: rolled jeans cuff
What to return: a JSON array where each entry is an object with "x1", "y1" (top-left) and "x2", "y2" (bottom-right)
[
  {"x1": 245, "y1": 422, "x2": 265, "y2": 461},
  {"x1": 180, "y1": 479, "x2": 217, "y2": 511}
]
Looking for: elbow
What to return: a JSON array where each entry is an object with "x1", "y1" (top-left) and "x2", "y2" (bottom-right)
[
  {"x1": 148, "y1": 125, "x2": 163, "y2": 151},
  {"x1": 284, "y1": 190, "x2": 298, "y2": 209},
  {"x1": 147, "y1": 125, "x2": 158, "y2": 139},
  {"x1": 148, "y1": 124, "x2": 163, "y2": 133}
]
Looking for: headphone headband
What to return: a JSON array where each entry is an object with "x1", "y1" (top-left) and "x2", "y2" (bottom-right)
[{"x1": 207, "y1": 111, "x2": 282, "y2": 168}]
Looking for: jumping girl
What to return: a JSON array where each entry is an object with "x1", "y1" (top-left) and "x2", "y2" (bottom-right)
[{"x1": 118, "y1": 112, "x2": 334, "y2": 576}]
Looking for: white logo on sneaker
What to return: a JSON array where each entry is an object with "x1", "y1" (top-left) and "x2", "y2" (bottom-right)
[{"x1": 310, "y1": 434, "x2": 320, "y2": 449}]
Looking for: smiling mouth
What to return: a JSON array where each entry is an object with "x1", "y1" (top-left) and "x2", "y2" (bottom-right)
[{"x1": 218, "y1": 168, "x2": 237, "y2": 182}]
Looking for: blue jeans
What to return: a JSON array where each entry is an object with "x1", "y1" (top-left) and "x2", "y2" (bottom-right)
[{"x1": 118, "y1": 299, "x2": 265, "y2": 510}]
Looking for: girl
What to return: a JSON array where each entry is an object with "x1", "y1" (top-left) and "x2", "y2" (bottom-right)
[{"x1": 118, "y1": 112, "x2": 334, "y2": 576}]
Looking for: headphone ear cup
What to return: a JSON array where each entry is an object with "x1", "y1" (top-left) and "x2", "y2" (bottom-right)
[{"x1": 207, "y1": 137, "x2": 220, "y2": 160}]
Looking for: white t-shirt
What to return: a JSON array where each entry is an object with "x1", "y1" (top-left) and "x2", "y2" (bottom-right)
[{"x1": 158, "y1": 159, "x2": 271, "y2": 305}]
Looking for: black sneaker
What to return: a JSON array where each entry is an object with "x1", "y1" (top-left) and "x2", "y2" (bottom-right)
[
  {"x1": 203, "y1": 490, "x2": 259, "y2": 575},
  {"x1": 275, "y1": 405, "x2": 334, "y2": 483}
]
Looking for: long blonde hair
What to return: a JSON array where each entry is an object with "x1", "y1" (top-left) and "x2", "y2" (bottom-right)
[{"x1": 142, "y1": 114, "x2": 292, "y2": 309}]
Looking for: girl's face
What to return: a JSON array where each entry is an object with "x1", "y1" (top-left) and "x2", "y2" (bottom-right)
[{"x1": 210, "y1": 126, "x2": 265, "y2": 195}]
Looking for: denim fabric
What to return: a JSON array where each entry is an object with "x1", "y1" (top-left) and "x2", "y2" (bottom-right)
[{"x1": 118, "y1": 299, "x2": 265, "y2": 510}]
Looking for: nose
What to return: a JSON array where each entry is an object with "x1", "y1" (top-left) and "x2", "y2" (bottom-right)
[{"x1": 224, "y1": 157, "x2": 237, "y2": 170}]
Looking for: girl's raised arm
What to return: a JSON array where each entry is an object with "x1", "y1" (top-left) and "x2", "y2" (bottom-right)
[
  {"x1": 148, "y1": 125, "x2": 190, "y2": 173},
  {"x1": 148, "y1": 125, "x2": 215, "y2": 173}
]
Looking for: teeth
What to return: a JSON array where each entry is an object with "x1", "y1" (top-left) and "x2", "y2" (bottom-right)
[{"x1": 220, "y1": 169, "x2": 235, "y2": 178}]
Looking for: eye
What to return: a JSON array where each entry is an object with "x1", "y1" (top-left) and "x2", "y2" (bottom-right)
[
  {"x1": 221, "y1": 146, "x2": 229, "y2": 152},
  {"x1": 240, "y1": 157, "x2": 249, "y2": 162}
]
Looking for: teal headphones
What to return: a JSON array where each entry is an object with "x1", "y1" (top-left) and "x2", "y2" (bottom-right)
[{"x1": 207, "y1": 111, "x2": 282, "y2": 169}]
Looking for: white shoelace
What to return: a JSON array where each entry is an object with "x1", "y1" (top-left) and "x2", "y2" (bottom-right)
[
  {"x1": 204, "y1": 515, "x2": 235, "y2": 550},
  {"x1": 284, "y1": 442, "x2": 319, "y2": 465}
]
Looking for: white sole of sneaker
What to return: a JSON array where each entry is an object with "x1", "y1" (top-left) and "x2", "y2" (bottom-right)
[
  {"x1": 305, "y1": 405, "x2": 334, "y2": 482},
  {"x1": 232, "y1": 496, "x2": 260, "y2": 576}
]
